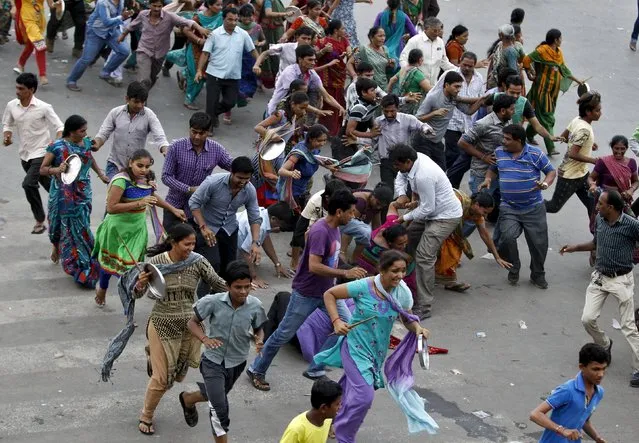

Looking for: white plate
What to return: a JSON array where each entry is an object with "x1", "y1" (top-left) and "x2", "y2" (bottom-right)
[
  {"x1": 145, "y1": 263, "x2": 166, "y2": 301},
  {"x1": 285, "y1": 6, "x2": 302, "y2": 23},
  {"x1": 577, "y1": 82, "x2": 590, "y2": 97},
  {"x1": 417, "y1": 335, "x2": 430, "y2": 370},
  {"x1": 61, "y1": 154, "x2": 82, "y2": 184},
  {"x1": 55, "y1": 0, "x2": 65, "y2": 21},
  {"x1": 260, "y1": 140, "x2": 286, "y2": 161}
]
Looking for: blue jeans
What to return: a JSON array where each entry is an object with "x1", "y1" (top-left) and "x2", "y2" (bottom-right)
[
  {"x1": 633, "y1": 1, "x2": 639, "y2": 40},
  {"x1": 466, "y1": 170, "x2": 501, "y2": 243},
  {"x1": 249, "y1": 289, "x2": 352, "y2": 377},
  {"x1": 67, "y1": 29, "x2": 130, "y2": 84},
  {"x1": 340, "y1": 219, "x2": 372, "y2": 245},
  {"x1": 105, "y1": 161, "x2": 119, "y2": 180}
]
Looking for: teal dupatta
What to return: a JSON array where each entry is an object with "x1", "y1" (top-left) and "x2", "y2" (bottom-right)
[{"x1": 379, "y1": 8, "x2": 408, "y2": 60}]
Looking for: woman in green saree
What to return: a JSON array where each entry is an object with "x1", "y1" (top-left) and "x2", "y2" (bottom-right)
[
  {"x1": 388, "y1": 48, "x2": 428, "y2": 114},
  {"x1": 349, "y1": 26, "x2": 397, "y2": 90}
]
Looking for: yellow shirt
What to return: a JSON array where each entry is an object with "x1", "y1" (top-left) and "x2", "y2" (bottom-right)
[
  {"x1": 559, "y1": 117, "x2": 594, "y2": 179},
  {"x1": 280, "y1": 412, "x2": 331, "y2": 443}
]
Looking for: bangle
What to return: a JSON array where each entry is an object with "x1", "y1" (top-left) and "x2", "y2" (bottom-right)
[
  {"x1": 199, "y1": 336, "x2": 206, "y2": 343},
  {"x1": 331, "y1": 317, "x2": 340, "y2": 324}
]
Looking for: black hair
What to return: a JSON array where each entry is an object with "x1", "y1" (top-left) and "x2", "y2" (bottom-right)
[
  {"x1": 497, "y1": 67, "x2": 519, "y2": 87},
  {"x1": 126, "y1": 81, "x2": 149, "y2": 102},
  {"x1": 295, "y1": 44, "x2": 316, "y2": 61},
  {"x1": 372, "y1": 183, "x2": 393, "y2": 207},
  {"x1": 62, "y1": 115, "x2": 87, "y2": 138},
  {"x1": 124, "y1": 148, "x2": 154, "y2": 180},
  {"x1": 283, "y1": 91, "x2": 310, "y2": 120},
  {"x1": 407, "y1": 48, "x2": 423, "y2": 65},
  {"x1": 307, "y1": 0, "x2": 322, "y2": 8},
  {"x1": 189, "y1": 112, "x2": 213, "y2": 131},
  {"x1": 231, "y1": 156, "x2": 254, "y2": 174},
  {"x1": 513, "y1": 24, "x2": 521, "y2": 36},
  {"x1": 327, "y1": 189, "x2": 357, "y2": 215},
  {"x1": 356, "y1": 61, "x2": 374, "y2": 75},
  {"x1": 295, "y1": 26, "x2": 315, "y2": 38},
  {"x1": 326, "y1": 19, "x2": 343, "y2": 36},
  {"x1": 471, "y1": 192, "x2": 495, "y2": 208},
  {"x1": 204, "y1": 0, "x2": 222, "y2": 7},
  {"x1": 443, "y1": 71, "x2": 464, "y2": 86},
  {"x1": 223, "y1": 7, "x2": 238, "y2": 18},
  {"x1": 267, "y1": 202, "x2": 296, "y2": 232},
  {"x1": 387, "y1": 0, "x2": 400, "y2": 9},
  {"x1": 447, "y1": 24, "x2": 468, "y2": 44},
  {"x1": 578, "y1": 343, "x2": 610, "y2": 366},
  {"x1": 355, "y1": 77, "x2": 377, "y2": 97},
  {"x1": 238, "y1": 3, "x2": 254, "y2": 16},
  {"x1": 543, "y1": 28, "x2": 561, "y2": 46},
  {"x1": 504, "y1": 74, "x2": 523, "y2": 88},
  {"x1": 378, "y1": 249, "x2": 409, "y2": 271},
  {"x1": 610, "y1": 135, "x2": 629, "y2": 149},
  {"x1": 310, "y1": 378, "x2": 342, "y2": 409},
  {"x1": 460, "y1": 51, "x2": 477, "y2": 63},
  {"x1": 604, "y1": 190, "x2": 625, "y2": 212},
  {"x1": 305, "y1": 124, "x2": 329, "y2": 143},
  {"x1": 389, "y1": 143, "x2": 417, "y2": 163},
  {"x1": 147, "y1": 223, "x2": 196, "y2": 256},
  {"x1": 149, "y1": 0, "x2": 163, "y2": 4},
  {"x1": 510, "y1": 7, "x2": 525, "y2": 25},
  {"x1": 502, "y1": 124, "x2": 526, "y2": 143},
  {"x1": 382, "y1": 223, "x2": 407, "y2": 245},
  {"x1": 577, "y1": 91, "x2": 601, "y2": 118},
  {"x1": 380, "y1": 93, "x2": 400, "y2": 108},
  {"x1": 16, "y1": 72, "x2": 38, "y2": 93},
  {"x1": 225, "y1": 260, "x2": 252, "y2": 284},
  {"x1": 322, "y1": 179, "x2": 348, "y2": 207},
  {"x1": 288, "y1": 79, "x2": 307, "y2": 94},
  {"x1": 493, "y1": 94, "x2": 517, "y2": 113},
  {"x1": 368, "y1": 26, "x2": 383, "y2": 41}
]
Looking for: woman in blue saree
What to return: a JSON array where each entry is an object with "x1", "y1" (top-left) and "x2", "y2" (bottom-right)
[
  {"x1": 39, "y1": 115, "x2": 109, "y2": 288},
  {"x1": 374, "y1": 0, "x2": 417, "y2": 61}
]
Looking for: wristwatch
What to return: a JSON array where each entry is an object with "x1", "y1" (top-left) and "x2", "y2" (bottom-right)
[{"x1": 252, "y1": 240, "x2": 262, "y2": 247}]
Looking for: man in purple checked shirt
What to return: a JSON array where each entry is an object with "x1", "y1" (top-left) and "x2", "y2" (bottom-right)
[{"x1": 161, "y1": 111, "x2": 233, "y2": 233}]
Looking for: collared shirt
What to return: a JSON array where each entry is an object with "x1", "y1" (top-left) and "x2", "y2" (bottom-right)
[
  {"x1": 161, "y1": 137, "x2": 233, "y2": 217},
  {"x1": 447, "y1": 68, "x2": 484, "y2": 132},
  {"x1": 491, "y1": 144, "x2": 554, "y2": 210},
  {"x1": 394, "y1": 153, "x2": 462, "y2": 221},
  {"x1": 194, "y1": 292, "x2": 267, "y2": 368},
  {"x1": 237, "y1": 207, "x2": 271, "y2": 253},
  {"x1": 2, "y1": 97, "x2": 64, "y2": 161},
  {"x1": 127, "y1": 10, "x2": 194, "y2": 59},
  {"x1": 416, "y1": 87, "x2": 470, "y2": 143},
  {"x1": 593, "y1": 213, "x2": 639, "y2": 274},
  {"x1": 374, "y1": 112, "x2": 430, "y2": 159},
  {"x1": 95, "y1": 105, "x2": 169, "y2": 170},
  {"x1": 399, "y1": 34, "x2": 456, "y2": 86},
  {"x1": 540, "y1": 372, "x2": 604, "y2": 443},
  {"x1": 203, "y1": 25, "x2": 255, "y2": 80},
  {"x1": 462, "y1": 112, "x2": 512, "y2": 175},
  {"x1": 267, "y1": 64, "x2": 323, "y2": 115},
  {"x1": 267, "y1": 42, "x2": 298, "y2": 76},
  {"x1": 189, "y1": 172, "x2": 262, "y2": 235}
]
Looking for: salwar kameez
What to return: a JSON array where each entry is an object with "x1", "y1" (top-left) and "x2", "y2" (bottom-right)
[{"x1": 15, "y1": 0, "x2": 47, "y2": 76}]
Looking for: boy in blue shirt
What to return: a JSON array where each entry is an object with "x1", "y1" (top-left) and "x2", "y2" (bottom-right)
[{"x1": 529, "y1": 343, "x2": 608, "y2": 443}]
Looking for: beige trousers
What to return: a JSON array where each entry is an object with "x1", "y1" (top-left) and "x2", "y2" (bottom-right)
[{"x1": 582, "y1": 271, "x2": 639, "y2": 371}]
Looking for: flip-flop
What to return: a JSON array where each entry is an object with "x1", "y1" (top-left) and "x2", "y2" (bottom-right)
[
  {"x1": 444, "y1": 282, "x2": 470, "y2": 293},
  {"x1": 31, "y1": 225, "x2": 46, "y2": 234},
  {"x1": 138, "y1": 420, "x2": 154, "y2": 435},
  {"x1": 179, "y1": 392, "x2": 199, "y2": 427}
]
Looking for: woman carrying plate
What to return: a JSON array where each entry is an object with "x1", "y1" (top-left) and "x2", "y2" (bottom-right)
[
  {"x1": 39, "y1": 115, "x2": 109, "y2": 288},
  {"x1": 93, "y1": 149, "x2": 186, "y2": 307}
]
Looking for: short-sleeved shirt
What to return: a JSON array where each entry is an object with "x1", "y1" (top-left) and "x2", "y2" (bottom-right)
[
  {"x1": 203, "y1": 25, "x2": 255, "y2": 79},
  {"x1": 301, "y1": 190, "x2": 325, "y2": 225},
  {"x1": 461, "y1": 112, "x2": 511, "y2": 175},
  {"x1": 194, "y1": 292, "x2": 267, "y2": 368},
  {"x1": 491, "y1": 144, "x2": 555, "y2": 210},
  {"x1": 292, "y1": 218, "x2": 341, "y2": 297},
  {"x1": 593, "y1": 213, "x2": 639, "y2": 274},
  {"x1": 416, "y1": 88, "x2": 470, "y2": 143},
  {"x1": 539, "y1": 372, "x2": 604, "y2": 443},
  {"x1": 280, "y1": 412, "x2": 332, "y2": 443},
  {"x1": 559, "y1": 117, "x2": 595, "y2": 179},
  {"x1": 268, "y1": 42, "x2": 298, "y2": 75},
  {"x1": 237, "y1": 207, "x2": 271, "y2": 254}
]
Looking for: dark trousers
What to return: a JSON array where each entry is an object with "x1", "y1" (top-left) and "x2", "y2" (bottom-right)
[
  {"x1": 444, "y1": 129, "x2": 463, "y2": 171},
  {"x1": 544, "y1": 174, "x2": 593, "y2": 216},
  {"x1": 633, "y1": 0, "x2": 639, "y2": 40},
  {"x1": 291, "y1": 216, "x2": 310, "y2": 249},
  {"x1": 422, "y1": 0, "x2": 440, "y2": 18},
  {"x1": 163, "y1": 34, "x2": 187, "y2": 70},
  {"x1": 413, "y1": 133, "x2": 446, "y2": 171},
  {"x1": 21, "y1": 157, "x2": 51, "y2": 223},
  {"x1": 379, "y1": 158, "x2": 397, "y2": 188},
  {"x1": 205, "y1": 75, "x2": 239, "y2": 128},
  {"x1": 46, "y1": 0, "x2": 86, "y2": 50},
  {"x1": 497, "y1": 203, "x2": 548, "y2": 280},
  {"x1": 199, "y1": 357, "x2": 246, "y2": 437},
  {"x1": 446, "y1": 150, "x2": 472, "y2": 189}
]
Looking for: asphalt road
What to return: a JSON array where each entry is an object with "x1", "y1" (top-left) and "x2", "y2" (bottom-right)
[{"x1": 1, "y1": 0, "x2": 639, "y2": 441}]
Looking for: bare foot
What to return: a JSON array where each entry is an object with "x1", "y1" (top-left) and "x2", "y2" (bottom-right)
[
  {"x1": 95, "y1": 288, "x2": 106, "y2": 307},
  {"x1": 51, "y1": 245, "x2": 59, "y2": 264}
]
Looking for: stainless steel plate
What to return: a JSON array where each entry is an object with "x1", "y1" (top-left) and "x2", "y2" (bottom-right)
[
  {"x1": 61, "y1": 154, "x2": 82, "y2": 185},
  {"x1": 144, "y1": 263, "x2": 166, "y2": 301},
  {"x1": 417, "y1": 335, "x2": 430, "y2": 370},
  {"x1": 260, "y1": 140, "x2": 286, "y2": 161},
  {"x1": 285, "y1": 6, "x2": 302, "y2": 23}
]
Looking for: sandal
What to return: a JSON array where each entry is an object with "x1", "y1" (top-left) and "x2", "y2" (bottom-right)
[
  {"x1": 246, "y1": 368, "x2": 270, "y2": 391},
  {"x1": 444, "y1": 282, "x2": 470, "y2": 293},
  {"x1": 179, "y1": 391, "x2": 199, "y2": 427},
  {"x1": 138, "y1": 420, "x2": 155, "y2": 435},
  {"x1": 31, "y1": 224, "x2": 46, "y2": 234}
]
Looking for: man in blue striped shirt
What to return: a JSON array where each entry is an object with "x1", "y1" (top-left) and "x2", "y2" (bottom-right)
[{"x1": 479, "y1": 124, "x2": 556, "y2": 288}]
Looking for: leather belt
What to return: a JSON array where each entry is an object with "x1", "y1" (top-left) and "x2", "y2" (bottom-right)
[{"x1": 599, "y1": 268, "x2": 633, "y2": 278}]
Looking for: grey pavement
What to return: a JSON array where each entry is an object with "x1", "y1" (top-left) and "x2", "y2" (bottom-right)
[{"x1": 1, "y1": 0, "x2": 639, "y2": 442}]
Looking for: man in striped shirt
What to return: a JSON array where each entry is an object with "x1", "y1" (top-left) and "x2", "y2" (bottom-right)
[
  {"x1": 479, "y1": 124, "x2": 556, "y2": 289},
  {"x1": 560, "y1": 190, "x2": 639, "y2": 388}
]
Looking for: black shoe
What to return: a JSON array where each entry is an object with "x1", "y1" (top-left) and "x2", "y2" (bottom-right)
[
  {"x1": 530, "y1": 276, "x2": 548, "y2": 289},
  {"x1": 508, "y1": 272, "x2": 519, "y2": 285},
  {"x1": 302, "y1": 371, "x2": 330, "y2": 382},
  {"x1": 606, "y1": 339, "x2": 613, "y2": 365},
  {"x1": 630, "y1": 371, "x2": 639, "y2": 388},
  {"x1": 162, "y1": 65, "x2": 170, "y2": 77}
]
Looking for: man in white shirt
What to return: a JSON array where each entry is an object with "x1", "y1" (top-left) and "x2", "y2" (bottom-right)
[
  {"x1": 253, "y1": 26, "x2": 314, "y2": 80},
  {"x1": 2, "y1": 73, "x2": 64, "y2": 234},
  {"x1": 399, "y1": 17, "x2": 456, "y2": 87},
  {"x1": 392, "y1": 144, "x2": 462, "y2": 319}
]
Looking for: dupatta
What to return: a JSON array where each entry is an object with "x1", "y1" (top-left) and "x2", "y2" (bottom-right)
[
  {"x1": 601, "y1": 155, "x2": 632, "y2": 192},
  {"x1": 379, "y1": 8, "x2": 408, "y2": 60}
]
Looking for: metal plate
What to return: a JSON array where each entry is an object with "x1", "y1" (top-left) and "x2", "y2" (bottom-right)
[
  {"x1": 260, "y1": 140, "x2": 286, "y2": 161},
  {"x1": 417, "y1": 335, "x2": 430, "y2": 370},
  {"x1": 577, "y1": 82, "x2": 590, "y2": 97},
  {"x1": 61, "y1": 154, "x2": 82, "y2": 185},
  {"x1": 144, "y1": 263, "x2": 166, "y2": 301},
  {"x1": 55, "y1": 0, "x2": 65, "y2": 20},
  {"x1": 285, "y1": 6, "x2": 302, "y2": 23}
]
